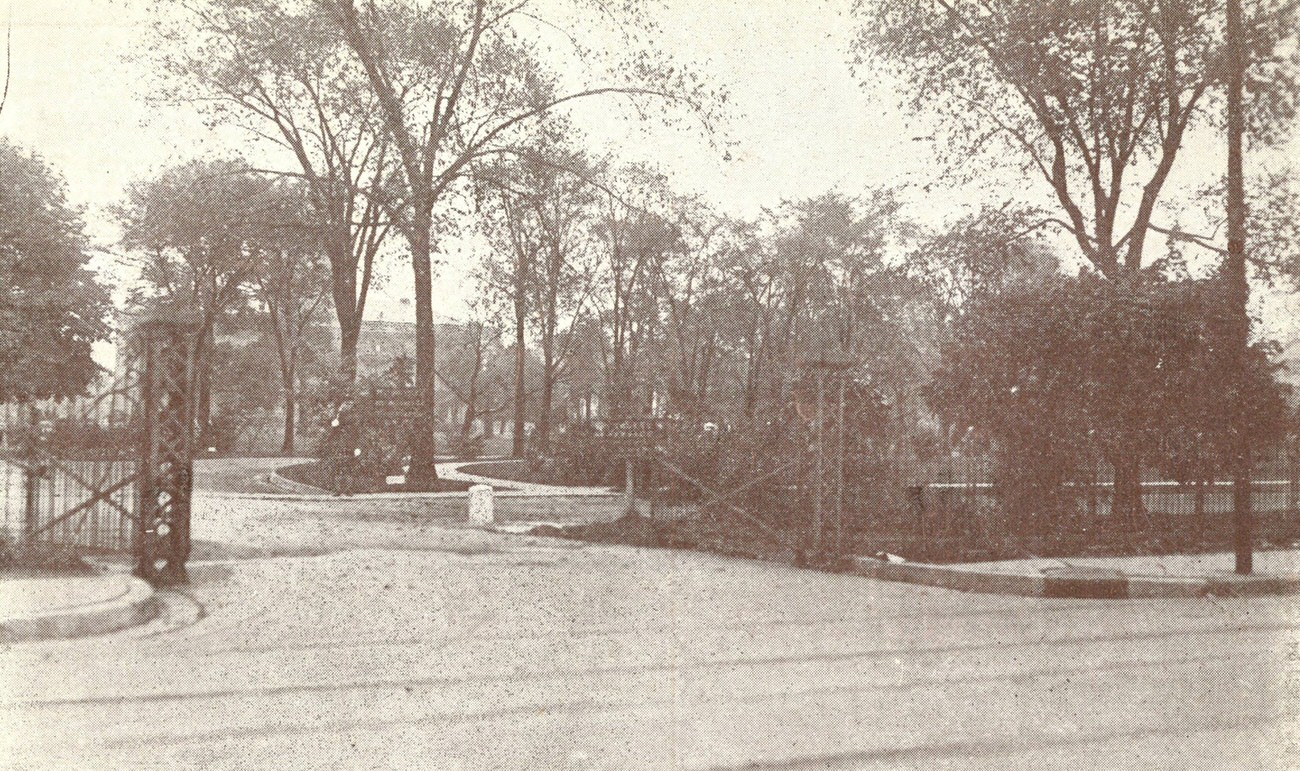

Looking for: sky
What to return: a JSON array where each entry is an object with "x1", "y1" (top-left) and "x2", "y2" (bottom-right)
[
  {"x1": 0, "y1": 0, "x2": 939, "y2": 319},
  {"x1": 0, "y1": 0, "x2": 1295, "y2": 337}
]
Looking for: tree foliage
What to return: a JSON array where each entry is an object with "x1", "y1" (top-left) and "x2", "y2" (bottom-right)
[
  {"x1": 0, "y1": 140, "x2": 110, "y2": 402},
  {"x1": 854, "y1": 0, "x2": 1300, "y2": 275},
  {"x1": 148, "y1": 0, "x2": 395, "y2": 386},
  {"x1": 929, "y1": 272, "x2": 1289, "y2": 518}
]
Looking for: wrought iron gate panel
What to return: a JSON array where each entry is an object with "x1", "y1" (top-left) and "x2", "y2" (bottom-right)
[
  {"x1": 0, "y1": 348, "x2": 143, "y2": 552},
  {"x1": 0, "y1": 316, "x2": 197, "y2": 585}
]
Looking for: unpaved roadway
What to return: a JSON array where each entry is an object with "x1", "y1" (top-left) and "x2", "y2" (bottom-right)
[{"x1": 1, "y1": 459, "x2": 1298, "y2": 769}]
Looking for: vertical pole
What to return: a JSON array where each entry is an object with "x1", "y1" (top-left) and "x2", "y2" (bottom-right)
[
  {"x1": 22, "y1": 404, "x2": 39, "y2": 543},
  {"x1": 1226, "y1": 0, "x2": 1252, "y2": 574},
  {"x1": 649, "y1": 460, "x2": 658, "y2": 520},
  {"x1": 813, "y1": 368, "x2": 824, "y2": 553},
  {"x1": 136, "y1": 318, "x2": 197, "y2": 586},
  {"x1": 1288, "y1": 449, "x2": 1298, "y2": 520},
  {"x1": 835, "y1": 374, "x2": 845, "y2": 551}
]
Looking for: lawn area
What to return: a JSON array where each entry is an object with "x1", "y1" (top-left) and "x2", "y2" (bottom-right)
[
  {"x1": 536, "y1": 508, "x2": 1300, "y2": 567},
  {"x1": 0, "y1": 540, "x2": 95, "y2": 576},
  {"x1": 278, "y1": 461, "x2": 487, "y2": 494},
  {"x1": 456, "y1": 459, "x2": 611, "y2": 488}
]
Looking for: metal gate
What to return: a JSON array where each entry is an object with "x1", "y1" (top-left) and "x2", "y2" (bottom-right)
[{"x1": 0, "y1": 318, "x2": 196, "y2": 585}]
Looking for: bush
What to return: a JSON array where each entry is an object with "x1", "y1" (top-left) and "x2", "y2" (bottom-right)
[
  {"x1": 0, "y1": 538, "x2": 93, "y2": 574},
  {"x1": 4, "y1": 415, "x2": 141, "y2": 461},
  {"x1": 448, "y1": 434, "x2": 485, "y2": 460},
  {"x1": 543, "y1": 422, "x2": 616, "y2": 486},
  {"x1": 313, "y1": 375, "x2": 424, "y2": 491}
]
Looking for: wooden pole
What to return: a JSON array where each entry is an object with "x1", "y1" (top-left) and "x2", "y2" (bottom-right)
[
  {"x1": 1226, "y1": 0, "x2": 1253, "y2": 574},
  {"x1": 814, "y1": 369, "x2": 824, "y2": 553},
  {"x1": 835, "y1": 374, "x2": 845, "y2": 551}
]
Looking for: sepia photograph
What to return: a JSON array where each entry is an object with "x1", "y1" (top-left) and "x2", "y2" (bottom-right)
[{"x1": 1, "y1": 0, "x2": 1299, "y2": 767}]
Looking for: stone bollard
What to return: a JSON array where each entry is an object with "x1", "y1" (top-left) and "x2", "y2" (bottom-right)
[{"x1": 468, "y1": 484, "x2": 494, "y2": 527}]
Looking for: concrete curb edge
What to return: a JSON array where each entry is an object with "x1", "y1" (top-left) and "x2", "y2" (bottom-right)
[
  {"x1": 0, "y1": 577, "x2": 160, "y2": 643},
  {"x1": 852, "y1": 556, "x2": 1300, "y2": 599}
]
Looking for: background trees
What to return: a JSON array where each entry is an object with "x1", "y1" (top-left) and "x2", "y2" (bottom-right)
[
  {"x1": 476, "y1": 134, "x2": 602, "y2": 454},
  {"x1": 318, "y1": 0, "x2": 720, "y2": 481},
  {"x1": 0, "y1": 140, "x2": 110, "y2": 403},
  {"x1": 252, "y1": 185, "x2": 334, "y2": 454},
  {"x1": 150, "y1": 0, "x2": 394, "y2": 390},
  {"x1": 116, "y1": 158, "x2": 271, "y2": 441},
  {"x1": 117, "y1": 160, "x2": 333, "y2": 453},
  {"x1": 856, "y1": 0, "x2": 1227, "y2": 276}
]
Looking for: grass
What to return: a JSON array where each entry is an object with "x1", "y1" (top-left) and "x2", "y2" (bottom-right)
[
  {"x1": 535, "y1": 506, "x2": 1300, "y2": 567},
  {"x1": 278, "y1": 461, "x2": 485, "y2": 494},
  {"x1": 456, "y1": 459, "x2": 613, "y2": 488},
  {"x1": 0, "y1": 540, "x2": 95, "y2": 576}
]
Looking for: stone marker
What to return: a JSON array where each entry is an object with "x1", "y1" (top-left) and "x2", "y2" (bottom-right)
[{"x1": 468, "y1": 484, "x2": 494, "y2": 527}]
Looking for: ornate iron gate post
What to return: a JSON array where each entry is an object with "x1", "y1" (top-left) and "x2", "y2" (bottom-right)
[{"x1": 135, "y1": 317, "x2": 198, "y2": 586}]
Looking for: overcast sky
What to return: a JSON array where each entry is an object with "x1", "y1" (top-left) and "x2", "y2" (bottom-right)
[
  {"x1": 1, "y1": 0, "x2": 1294, "y2": 337},
  {"x1": 0, "y1": 0, "x2": 942, "y2": 317}
]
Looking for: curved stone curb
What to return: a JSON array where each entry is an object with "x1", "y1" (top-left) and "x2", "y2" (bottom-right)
[
  {"x1": 438, "y1": 462, "x2": 620, "y2": 497},
  {"x1": 852, "y1": 557, "x2": 1300, "y2": 599},
  {"x1": 0, "y1": 577, "x2": 160, "y2": 643},
  {"x1": 265, "y1": 471, "x2": 331, "y2": 496},
  {"x1": 220, "y1": 465, "x2": 620, "y2": 502}
]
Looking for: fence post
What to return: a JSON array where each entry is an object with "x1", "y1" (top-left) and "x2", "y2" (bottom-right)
[
  {"x1": 135, "y1": 314, "x2": 199, "y2": 586},
  {"x1": 20, "y1": 404, "x2": 40, "y2": 544},
  {"x1": 22, "y1": 468, "x2": 38, "y2": 544}
]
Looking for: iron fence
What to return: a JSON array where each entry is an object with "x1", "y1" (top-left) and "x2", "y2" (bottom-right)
[
  {"x1": 918, "y1": 451, "x2": 1300, "y2": 519},
  {"x1": 0, "y1": 365, "x2": 142, "y2": 552}
]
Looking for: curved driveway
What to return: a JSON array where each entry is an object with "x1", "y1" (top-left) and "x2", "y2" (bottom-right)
[{"x1": 1, "y1": 460, "x2": 1296, "y2": 768}]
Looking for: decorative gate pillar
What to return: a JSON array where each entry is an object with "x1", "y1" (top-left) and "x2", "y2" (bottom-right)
[{"x1": 135, "y1": 316, "x2": 199, "y2": 586}]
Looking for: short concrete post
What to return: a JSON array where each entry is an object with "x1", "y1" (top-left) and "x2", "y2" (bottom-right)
[{"x1": 468, "y1": 484, "x2": 494, "y2": 527}]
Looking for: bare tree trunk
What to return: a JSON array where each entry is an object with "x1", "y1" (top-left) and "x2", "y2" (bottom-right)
[
  {"x1": 538, "y1": 345, "x2": 555, "y2": 455},
  {"x1": 461, "y1": 372, "x2": 478, "y2": 442},
  {"x1": 195, "y1": 324, "x2": 215, "y2": 441},
  {"x1": 512, "y1": 307, "x2": 527, "y2": 458},
  {"x1": 338, "y1": 324, "x2": 360, "y2": 391},
  {"x1": 406, "y1": 223, "x2": 440, "y2": 486},
  {"x1": 326, "y1": 234, "x2": 363, "y2": 392},
  {"x1": 1112, "y1": 452, "x2": 1144, "y2": 529},
  {"x1": 281, "y1": 390, "x2": 296, "y2": 455}
]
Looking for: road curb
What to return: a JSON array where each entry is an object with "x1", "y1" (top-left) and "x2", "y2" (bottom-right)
[
  {"x1": 852, "y1": 556, "x2": 1300, "y2": 599},
  {"x1": 0, "y1": 576, "x2": 160, "y2": 643},
  {"x1": 266, "y1": 470, "x2": 331, "y2": 496}
]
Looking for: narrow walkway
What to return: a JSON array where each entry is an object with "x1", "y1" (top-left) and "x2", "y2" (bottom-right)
[
  {"x1": 195, "y1": 457, "x2": 617, "y2": 500},
  {"x1": 437, "y1": 459, "x2": 618, "y2": 497}
]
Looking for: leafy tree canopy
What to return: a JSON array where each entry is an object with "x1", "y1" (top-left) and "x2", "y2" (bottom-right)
[
  {"x1": 930, "y1": 272, "x2": 1289, "y2": 490},
  {"x1": 0, "y1": 140, "x2": 111, "y2": 402}
]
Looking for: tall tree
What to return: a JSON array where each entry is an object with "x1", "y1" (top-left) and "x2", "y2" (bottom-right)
[
  {"x1": 150, "y1": 0, "x2": 395, "y2": 389},
  {"x1": 592, "y1": 167, "x2": 681, "y2": 421},
  {"x1": 319, "y1": 0, "x2": 721, "y2": 481},
  {"x1": 116, "y1": 159, "x2": 274, "y2": 438},
  {"x1": 479, "y1": 170, "x2": 542, "y2": 457},
  {"x1": 252, "y1": 182, "x2": 333, "y2": 454},
  {"x1": 856, "y1": 0, "x2": 1223, "y2": 277},
  {"x1": 477, "y1": 132, "x2": 603, "y2": 455},
  {"x1": 437, "y1": 298, "x2": 511, "y2": 447},
  {"x1": 0, "y1": 140, "x2": 110, "y2": 403},
  {"x1": 856, "y1": 0, "x2": 1298, "y2": 518}
]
